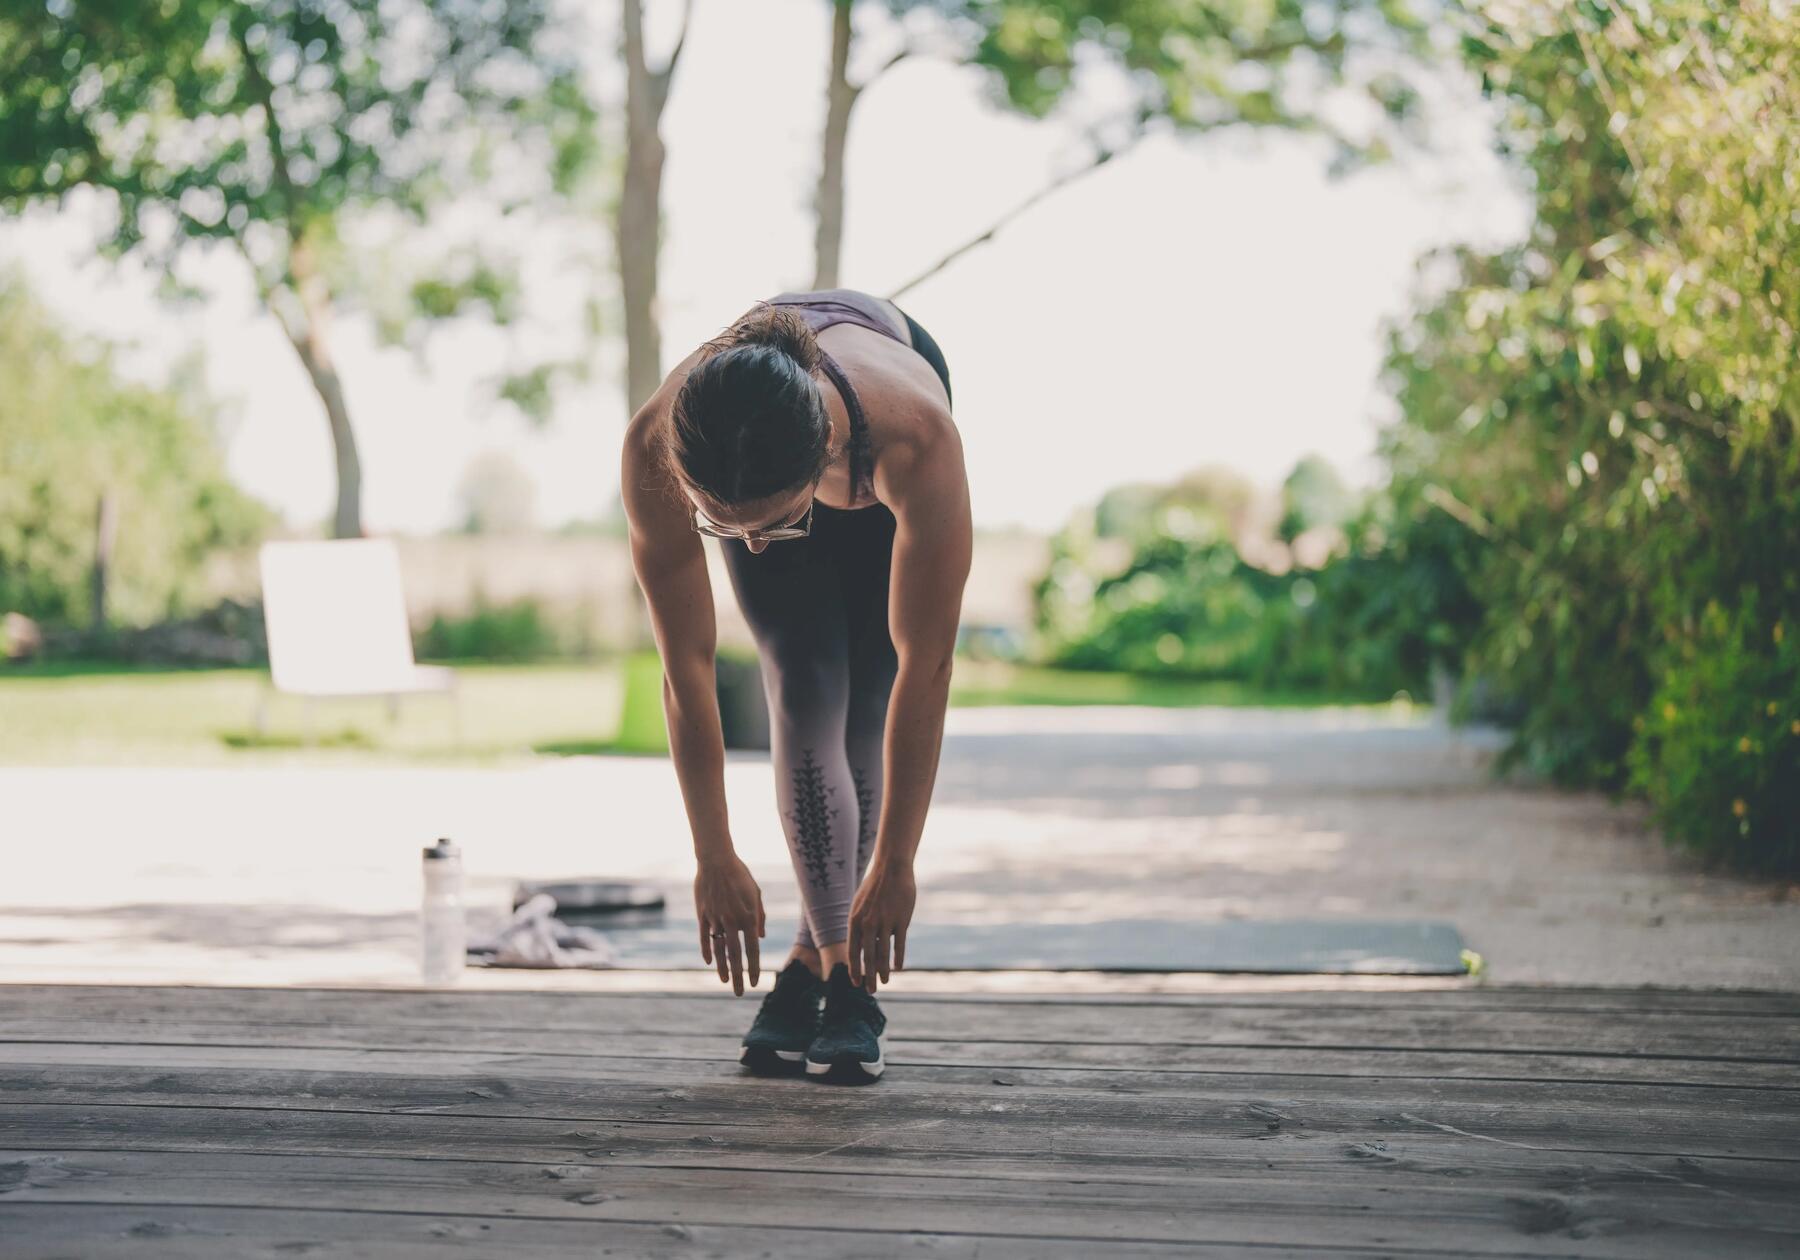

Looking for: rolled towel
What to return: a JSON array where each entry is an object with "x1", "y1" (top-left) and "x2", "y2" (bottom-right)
[{"x1": 467, "y1": 893, "x2": 616, "y2": 968}]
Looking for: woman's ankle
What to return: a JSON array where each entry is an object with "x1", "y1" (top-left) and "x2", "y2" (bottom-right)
[
  {"x1": 817, "y1": 941, "x2": 851, "y2": 976},
  {"x1": 788, "y1": 945, "x2": 824, "y2": 978}
]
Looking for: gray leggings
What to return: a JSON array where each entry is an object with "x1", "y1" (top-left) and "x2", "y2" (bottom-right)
[{"x1": 719, "y1": 502, "x2": 899, "y2": 949}]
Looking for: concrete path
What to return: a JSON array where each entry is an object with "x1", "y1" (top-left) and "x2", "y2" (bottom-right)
[{"x1": 3, "y1": 706, "x2": 1796, "y2": 989}]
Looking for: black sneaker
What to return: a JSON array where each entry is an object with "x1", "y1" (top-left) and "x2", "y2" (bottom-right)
[
  {"x1": 805, "y1": 963, "x2": 888, "y2": 1083},
  {"x1": 739, "y1": 959, "x2": 823, "y2": 1074}
]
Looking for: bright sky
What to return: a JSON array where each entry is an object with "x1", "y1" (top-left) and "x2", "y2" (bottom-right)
[{"x1": 0, "y1": 0, "x2": 1530, "y2": 536}]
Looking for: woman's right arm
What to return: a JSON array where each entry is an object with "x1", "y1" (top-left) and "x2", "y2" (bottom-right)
[{"x1": 620, "y1": 409, "x2": 765, "y2": 993}]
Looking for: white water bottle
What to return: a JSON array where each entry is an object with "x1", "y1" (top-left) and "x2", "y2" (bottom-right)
[{"x1": 421, "y1": 837, "x2": 465, "y2": 985}]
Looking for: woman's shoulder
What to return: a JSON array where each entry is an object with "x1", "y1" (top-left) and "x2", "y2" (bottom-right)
[
  {"x1": 858, "y1": 351, "x2": 958, "y2": 488},
  {"x1": 830, "y1": 324, "x2": 950, "y2": 425},
  {"x1": 622, "y1": 348, "x2": 703, "y2": 487}
]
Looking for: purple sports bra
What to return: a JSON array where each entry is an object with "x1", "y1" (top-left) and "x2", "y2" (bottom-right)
[{"x1": 765, "y1": 289, "x2": 910, "y2": 507}]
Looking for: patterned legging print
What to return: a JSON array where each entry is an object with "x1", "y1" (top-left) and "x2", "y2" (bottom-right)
[
  {"x1": 787, "y1": 748, "x2": 842, "y2": 888},
  {"x1": 851, "y1": 765, "x2": 876, "y2": 873}
]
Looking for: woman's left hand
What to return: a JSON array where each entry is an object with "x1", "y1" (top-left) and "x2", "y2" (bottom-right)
[{"x1": 848, "y1": 860, "x2": 917, "y2": 993}]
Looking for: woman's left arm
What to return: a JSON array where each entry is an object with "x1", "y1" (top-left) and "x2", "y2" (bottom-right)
[{"x1": 848, "y1": 423, "x2": 973, "y2": 991}]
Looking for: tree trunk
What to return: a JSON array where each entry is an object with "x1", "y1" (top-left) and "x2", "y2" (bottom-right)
[
  {"x1": 616, "y1": 120, "x2": 665, "y2": 415},
  {"x1": 618, "y1": 0, "x2": 691, "y2": 416},
  {"x1": 287, "y1": 237, "x2": 364, "y2": 539},
  {"x1": 812, "y1": 0, "x2": 856, "y2": 290},
  {"x1": 618, "y1": 0, "x2": 692, "y2": 651},
  {"x1": 234, "y1": 22, "x2": 363, "y2": 539},
  {"x1": 91, "y1": 490, "x2": 116, "y2": 633}
]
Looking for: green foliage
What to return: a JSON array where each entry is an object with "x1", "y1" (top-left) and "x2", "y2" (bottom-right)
[
  {"x1": 0, "y1": 276, "x2": 274, "y2": 627},
  {"x1": 0, "y1": 0, "x2": 595, "y2": 260},
  {"x1": 0, "y1": 0, "x2": 600, "y2": 445},
  {"x1": 1380, "y1": 0, "x2": 1800, "y2": 867},
  {"x1": 1630, "y1": 597, "x2": 1799, "y2": 873},
  {"x1": 1279, "y1": 454, "x2": 1356, "y2": 543},
  {"x1": 1091, "y1": 465, "x2": 1256, "y2": 543},
  {"x1": 416, "y1": 595, "x2": 564, "y2": 663},
  {"x1": 1047, "y1": 531, "x2": 1280, "y2": 677},
  {"x1": 920, "y1": 0, "x2": 1429, "y2": 164},
  {"x1": 1253, "y1": 498, "x2": 1484, "y2": 699},
  {"x1": 1033, "y1": 459, "x2": 1475, "y2": 699},
  {"x1": 408, "y1": 261, "x2": 521, "y2": 327}
]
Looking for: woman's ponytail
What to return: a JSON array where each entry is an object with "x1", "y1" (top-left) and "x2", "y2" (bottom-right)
[{"x1": 711, "y1": 302, "x2": 821, "y2": 374}]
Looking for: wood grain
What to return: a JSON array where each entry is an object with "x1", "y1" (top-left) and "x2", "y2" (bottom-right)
[{"x1": 3, "y1": 982, "x2": 1797, "y2": 1258}]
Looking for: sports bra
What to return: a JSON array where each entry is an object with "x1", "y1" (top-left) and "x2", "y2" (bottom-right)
[{"x1": 765, "y1": 289, "x2": 911, "y2": 508}]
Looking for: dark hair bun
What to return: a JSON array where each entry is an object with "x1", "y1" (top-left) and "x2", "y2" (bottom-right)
[{"x1": 715, "y1": 302, "x2": 821, "y2": 374}]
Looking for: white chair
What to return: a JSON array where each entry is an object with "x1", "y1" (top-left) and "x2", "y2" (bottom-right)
[{"x1": 256, "y1": 538, "x2": 459, "y2": 743}]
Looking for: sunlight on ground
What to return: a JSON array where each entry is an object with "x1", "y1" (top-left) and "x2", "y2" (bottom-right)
[{"x1": 5, "y1": 703, "x2": 1795, "y2": 989}]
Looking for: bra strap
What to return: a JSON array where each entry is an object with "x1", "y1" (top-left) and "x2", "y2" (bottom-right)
[{"x1": 815, "y1": 347, "x2": 875, "y2": 502}]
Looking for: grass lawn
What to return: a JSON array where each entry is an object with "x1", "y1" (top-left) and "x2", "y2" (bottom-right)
[
  {"x1": 0, "y1": 661, "x2": 625, "y2": 765},
  {"x1": 946, "y1": 660, "x2": 1375, "y2": 709},
  {"x1": 0, "y1": 655, "x2": 1381, "y2": 765}
]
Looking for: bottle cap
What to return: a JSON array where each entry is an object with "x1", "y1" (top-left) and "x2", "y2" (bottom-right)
[{"x1": 423, "y1": 837, "x2": 460, "y2": 861}]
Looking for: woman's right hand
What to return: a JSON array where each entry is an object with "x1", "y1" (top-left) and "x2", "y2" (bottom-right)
[{"x1": 694, "y1": 850, "x2": 765, "y2": 995}]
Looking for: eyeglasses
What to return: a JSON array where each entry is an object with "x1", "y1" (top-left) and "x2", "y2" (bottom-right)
[{"x1": 691, "y1": 494, "x2": 816, "y2": 542}]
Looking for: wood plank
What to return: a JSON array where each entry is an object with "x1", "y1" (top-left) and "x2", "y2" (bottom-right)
[
  {"x1": 8, "y1": 1057, "x2": 1799, "y2": 1161},
  {"x1": 11, "y1": 981, "x2": 1800, "y2": 1018},
  {"x1": 4, "y1": 1147, "x2": 1795, "y2": 1258},
  {"x1": 7, "y1": 983, "x2": 1797, "y2": 1257},
  {"x1": 7, "y1": 1018, "x2": 1798, "y2": 1088},
  {"x1": 13, "y1": 1100, "x2": 1799, "y2": 1201},
  {"x1": 14, "y1": 979, "x2": 1800, "y2": 1015},
  {"x1": 11, "y1": 1037, "x2": 1800, "y2": 1120},
  {"x1": 7, "y1": 987, "x2": 1798, "y2": 1061},
  {"x1": 0, "y1": 1202, "x2": 1614, "y2": 1260}
]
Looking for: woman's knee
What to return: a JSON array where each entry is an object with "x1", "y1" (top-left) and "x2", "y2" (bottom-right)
[
  {"x1": 844, "y1": 683, "x2": 893, "y2": 743},
  {"x1": 763, "y1": 652, "x2": 849, "y2": 727},
  {"x1": 844, "y1": 651, "x2": 898, "y2": 720}
]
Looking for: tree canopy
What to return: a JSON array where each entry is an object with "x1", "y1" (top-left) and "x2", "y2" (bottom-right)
[
  {"x1": 0, "y1": 0, "x2": 598, "y2": 536},
  {"x1": 1, "y1": 0, "x2": 594, "y2": 262}
]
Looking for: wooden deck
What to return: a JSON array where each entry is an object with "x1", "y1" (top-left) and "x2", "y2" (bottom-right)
[{"x1": 3, "y1": 982, "x2": 1798, "y2": 1257}]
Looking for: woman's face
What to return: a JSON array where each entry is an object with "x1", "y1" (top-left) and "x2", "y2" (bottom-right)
[{"x1": 689, "y1": 481, "x2": 815, "y2": 553}]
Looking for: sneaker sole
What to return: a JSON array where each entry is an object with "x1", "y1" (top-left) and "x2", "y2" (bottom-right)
[
  {"x1": 804, "y1": 1032, "x2": 887, "y2": 1083},
  {"x1": 739, "y1": 1045, "x2": 806, "y2": 1075}
]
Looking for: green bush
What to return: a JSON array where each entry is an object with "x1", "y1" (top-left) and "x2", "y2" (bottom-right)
[
  {"x1": 1629, "y1": 596, "x2": 1799, "y2": 873},
  {"x1": 0, "y1": 275, "x2": 274, "y2": 628},
  {"x1": 1373, "y1": 1, "x2": 1800, "y2": 870},
  {"x1": 1249, "y1": 500, "x2": 1484, "y2": 701},
  {"x1": 1033, "y1": 478, "x2": 1480, "y2": 703},
  {"x1": 416, "y1": 595, "x2": 563, "y2": 662},
  {"x1": 1053, "y1": 535, "x2": 1276, "y2": 678}
]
